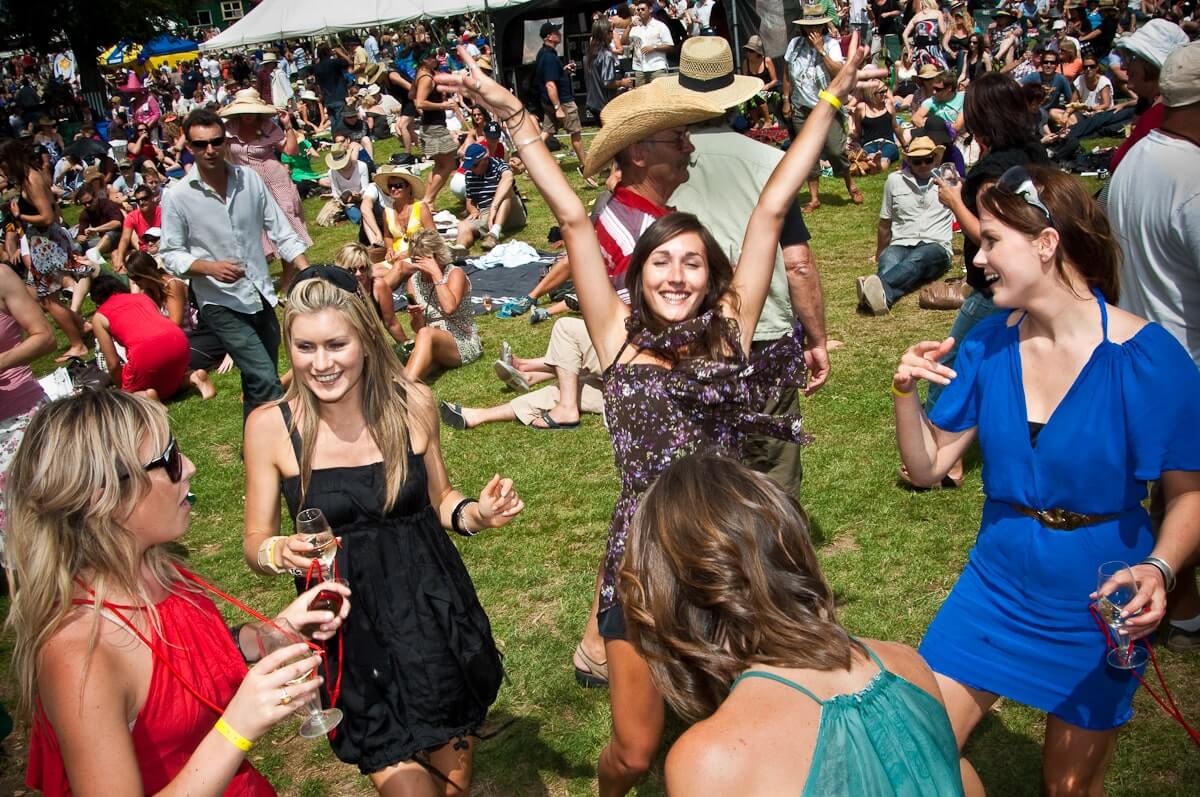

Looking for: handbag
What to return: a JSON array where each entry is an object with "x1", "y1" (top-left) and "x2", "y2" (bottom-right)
[
  {"x1": 64, "y1": 356, "x2": 112, "y2": 392},
  {"x1": 919, "y1": 279, "x2": 967, "y2": 311},
  {"x1": 315, "y1": 198, "x2": 344, "y2": 227}
]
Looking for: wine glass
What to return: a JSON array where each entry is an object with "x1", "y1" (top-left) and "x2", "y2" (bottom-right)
[
  {"x1": 301, "y1": 577, "x2": 350, "y2": 637},
  {"x1": 1095, "y1": 561, "x2": 1149, "y2": 670},
  {"x1": 295, "y1": 508, "x2": 336, "y2": 575},
  {"x1": 257, "y1": 619, "x2": 343, "y2": 739}
]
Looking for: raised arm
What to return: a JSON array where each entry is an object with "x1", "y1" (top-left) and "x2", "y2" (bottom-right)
[
  {"x1": 436, "y1": 47, "x2": 628, "y2": 365},
  {"x1": 730, "y1": 33, "x2": 866, "y2": 353}
]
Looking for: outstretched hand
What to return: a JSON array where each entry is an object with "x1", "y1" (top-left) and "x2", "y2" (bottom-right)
[
  {"x1": 434, "y1": 47, "x2": 522, "y2": 121},
  {"x1": 894, "y1": 337, "x2": 957, "y2": 393},
  {"x1": 476, "y1": 473, "x2": 524, "y2": 530}
]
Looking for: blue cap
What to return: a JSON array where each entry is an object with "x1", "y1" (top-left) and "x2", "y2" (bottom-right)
[
  {"x1": 484, "y1": 120, "x2": 501, "y2": 139},
  {"x1": 462, "y1": 142, "x2": 489, "y2": 168}
]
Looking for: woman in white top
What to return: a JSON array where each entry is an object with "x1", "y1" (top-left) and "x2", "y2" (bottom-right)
[{"x1": 1071, "y1": 57, "x2": 1113, "y2": 113}]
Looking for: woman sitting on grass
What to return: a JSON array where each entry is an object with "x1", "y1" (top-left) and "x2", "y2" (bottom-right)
[
  {"x1": 402, "y1": 229, "x2": 481, "y2": 383},
  {"x1": 619, "y1": 452, "x2": 968, "y2": 796}
]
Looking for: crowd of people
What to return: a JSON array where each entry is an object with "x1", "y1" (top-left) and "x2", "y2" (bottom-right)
[{"x1": 1, "y1": 0, "x2": 1199, "y2": 795}]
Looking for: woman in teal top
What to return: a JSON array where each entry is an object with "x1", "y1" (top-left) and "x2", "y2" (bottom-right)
[{"x1": 618, "y1": 453, "x2": 971, "y2": 796}]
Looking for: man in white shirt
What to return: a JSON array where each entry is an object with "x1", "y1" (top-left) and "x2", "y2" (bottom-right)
[
  {"x1": 364, "y1": 31, "x2": 380, "y2": 63},
  {"x1": 201, "y1": 54, "x2": 222, "y2": 87},
  {"x1": 625, "y1": 1, "x2": 675, "y2": 85},
  {"x1": 689, "y1": 0, "x2": 716, "y2": 35},
  {"x1": 160, "y1": 109, "x2": 310, "y2": 420}
]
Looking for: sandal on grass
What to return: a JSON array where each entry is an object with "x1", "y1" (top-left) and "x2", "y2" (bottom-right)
[
  {"x1": 574, "y1": 642, "x2": 609, "y2": 688},
  {"x1": 802, "y1": 199, "x2": 821, "y2": 213},
  {"x1": 439, "y1": 401, "x2": 468, "y2": 430},
  {"x1": 494, "y1": 360, "x2": 531, "y2": 392},
  {"x1": 897, "y1": 464, "x2": 962, "y2": 490},
  {"x1": 530, "y1": 410, "x2": 580, "y2": 430}
]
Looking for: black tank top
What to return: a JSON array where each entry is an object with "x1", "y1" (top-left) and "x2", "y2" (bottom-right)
[
  {"x1": 860, "y1": 110, "x2": 895, "y2": 143},
  {"x1": 414, "y1": 71, "x2": 446, "y2": 127}
]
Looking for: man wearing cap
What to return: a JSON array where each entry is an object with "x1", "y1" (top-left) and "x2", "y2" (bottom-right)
[
  {"x1": 534, "y1": 22, "x2": 592, "y2": 181},
  {"x1": 1106, "y1": 42, "x2": 1200, "y2": 653},
  {"x1": 113, "y1": 184, "x2": 163, "y2": 272},
  {"x1": 657, "y1": 36, "x2": 830, "y2": 498},
  {"x1": 783, "y1": 4, "x2": 865, "y2": 209},
  {"x1": 111, "y1": 160, "x2": 144, "y2": 208},
  {"x1": 1108, "y1": 18, "x2": 1190, "y2": 172},
  {"x1": 334, "y1": 102, "x2": 374, "y2": 160},
  {"x1": 456, "y1": 143, "x2": 526, "y2": 252},
  {"x1": 858, "y1": 136, "x2": 953, "y2": 315},
  {"x1": 911, "y1": 68, "x2": 966, "y2": 131},
  {"x1": 626, "y1": 2, "x2": 676, "y2": 85},
  {"x1": 1047, "y1": 19, "x2": 1081, "y2": 57},
  {"x1": 160, "y1": 108, "x2": 311, "y2": 422}
]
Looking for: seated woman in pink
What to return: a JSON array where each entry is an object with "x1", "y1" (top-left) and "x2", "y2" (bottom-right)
[{"x1": 90, "y1": 275, "x2": 216, "y2": 401}]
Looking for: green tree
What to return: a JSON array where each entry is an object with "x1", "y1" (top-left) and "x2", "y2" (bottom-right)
[{"x1": 0, "y1": 0, "x2": 197, "y2": 92}]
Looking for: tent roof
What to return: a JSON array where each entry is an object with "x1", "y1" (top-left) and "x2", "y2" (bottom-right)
[
  {"x1": 199, "y1": 0, "x2": 535, "y2": 51},
  {"x1": 143, "y1": 34, "x2": 199, "y2": 56}
]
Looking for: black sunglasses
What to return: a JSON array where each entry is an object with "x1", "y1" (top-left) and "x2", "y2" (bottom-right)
[
  {"x1": 188, "y1": 136, "x2": 226, "y2": 150},
  {"x1": 909, "y1": 155, "x2": 936, "y2": 165},
  {"x1": 1084, "y1": 63, "x2": 1099, "y2": 70},
  {"x1": 120, "y1": 436, "x2": 184, "y2": 483}
]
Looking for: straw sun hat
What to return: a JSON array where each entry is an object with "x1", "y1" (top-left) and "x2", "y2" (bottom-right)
[
  {"x1": 584, "y1": 83, "x2": 724, "y2": 178},
  {"x1": 218, "y1": 88, "x2": 278, "y2": 117},
  {"x1": 372, "y1": 164, "x2": 426, "y2": 196},
  {"x1": 795, "y1": 3, "x2": 832, "y2": 26},
  {"x1": 655, "y1": 36, "x2": 763, "y2": 110},
  {"x1": 904, "y1": 136, "x2": 945, "y2": 160}
]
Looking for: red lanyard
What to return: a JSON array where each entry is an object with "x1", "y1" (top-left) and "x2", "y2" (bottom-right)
[
  {"x1": 294, "y1": 556, "x2": 345, "y2": 725},
  {"x1": 1089, "y1": 605, "x2": 1200, "y2": 747}
]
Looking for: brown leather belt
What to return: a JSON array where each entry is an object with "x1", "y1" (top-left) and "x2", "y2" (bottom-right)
[{"x1": 1010, "y1": 504, "x2": 1118, "y2": 531}]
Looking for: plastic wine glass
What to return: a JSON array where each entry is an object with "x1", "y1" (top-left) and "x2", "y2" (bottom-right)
[
  {"x1": 257, "y1": 619, "x2": 343, "y2": 739},
  {"x1": 1095, "y1": 561, "x2": 1149, "y2": 670},
  {"x1": 295, "y1": 508, "x2": 336, "y2": 574}
]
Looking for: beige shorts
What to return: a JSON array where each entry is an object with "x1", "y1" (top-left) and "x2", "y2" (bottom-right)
[
  {"x1": 420, "y1": 124, "x2": 458, "y2": 156},
  {"x1": 540, "y1": 101, "x2": 583, "y2": 137},
  {"x1": 509, "y1": 317, "x2": 604, "y2": 425},
  {"x1": 466, "y1": 194, "x2": 527, "y2": 235}
]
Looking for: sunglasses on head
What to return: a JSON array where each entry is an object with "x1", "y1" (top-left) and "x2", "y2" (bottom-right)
[
  {"x1": 120, "y1": 436, "x2": 184, "y2": 483},
  {"x1": 188, "y1": 136, "x2": 226, "y2": 150},
  {"x1": 997, "y1": 165, "x2": 1054, "y2": 227}
]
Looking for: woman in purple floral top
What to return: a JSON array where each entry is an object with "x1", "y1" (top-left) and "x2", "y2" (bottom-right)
[{"x1": 440, "y1": 36, "x2": 867, "y2": 796}]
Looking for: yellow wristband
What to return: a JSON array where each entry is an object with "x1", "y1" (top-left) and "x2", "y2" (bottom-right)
[
  {"x1": 215, "y1": 717, "x2": 254, "y2": 752},
  {"x1": 891, "y1": 383, "x2": 913, "y2": 398},
  {"x1": 818, "y1": 90, "x2": 842, "y2": 111}
]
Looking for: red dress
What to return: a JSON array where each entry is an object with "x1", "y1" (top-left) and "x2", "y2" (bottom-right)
[
  {"x1": 100, "y1": 293, "x2": 190, "y2": 398},
  {"x1": 26, "y1": 589, "x2": 275, "y2": 796}
]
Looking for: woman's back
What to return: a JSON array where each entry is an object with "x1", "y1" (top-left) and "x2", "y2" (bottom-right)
[
  {"x1": 666, "y1": 639, "x2": 964, "y2": 796},
  {"x1": 100, "y1": 293, "x2": 185, "y2": 350}
]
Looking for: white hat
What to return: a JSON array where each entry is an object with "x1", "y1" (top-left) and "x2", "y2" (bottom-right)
[
  {"x1": 1116, "y1": 19, "x2": 1189, "y2": 70},
  {"x1": 1160, "y1": 42, "x2": 1200, "y2": 108},
  {"x1": 1052, "y1": 20, "x2": 1067, "y2": 30},
  {"x1": 143, "y1": 226, "x2": 162, "y2": 238}
]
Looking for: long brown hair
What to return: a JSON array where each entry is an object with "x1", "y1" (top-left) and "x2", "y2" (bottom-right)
[
  {"x1": 623, "y1": 212, "x2": 739, "y2": 363},
  {"x1": 587, "y1": 17, "x2": 614, "y2": 62},
  {"x1": 978, "y1": 165, "x2": 1120, "y2": 303},
  {"x1": 125, "y1": 251, "x2": 170, "y2": 307},
  {"x1": 618, "y1": 452, "x2": 862, "y2": 722}
]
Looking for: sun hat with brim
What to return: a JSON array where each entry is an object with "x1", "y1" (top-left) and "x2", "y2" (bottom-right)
[
  {"x1": 372, "y1": 164, "x2": 426, "y2": 195},
  {"x1": 585, "y1": 83, "x2": 724, "y2": 178},
  {"x1": 1116, "y1": 19, "x2": 1189, "y2": 70},
  {"x1": 261, "y1": 52, "x2": 279, "y2": 64},
  {"x1": 300, "y1": 89, "x2": 319, "y2": 101},
  {"x1": 358, "y1": 63, "x2": 386, "y2": 85},
  {"x1": 1052, "y1": 19, "x2": 1067, "y2": 30},
  {"x1": 655, "y1": 36, "x2": 763, "y2": 110},
  {"x1": 325, "y1": 146, "x2": 353, "y2": 170},
  {"x1": 219, "y1": 88, "x2": 278, "y2": 117},
  {"x1": 795, "y1": 3, "x2": 832, "y2": 25},
  {"x1": 904, "y1": 136, "x2": 945, "y2": 160},
  {"x1": 917, "y1": 64, "x2": 942, "y2": 80},
  {"x1": 743, "y1": 35, "x2": 765, "y2": 55},
  {"x1": 1160, "y1": 41, "x2": 1200, "y2": 108},
  {"x1": 82, "y1": 166, "x2": 103, "y2": 184},
  {"x1": 476, "y1": 55, "x2": 493, "y2": 72}
]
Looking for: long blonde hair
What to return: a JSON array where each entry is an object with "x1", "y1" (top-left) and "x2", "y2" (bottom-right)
[
  {"x1": 281, "y1": 278, "x2": 416, "y2": 511},
  {"x1": 5, "y1": 392, "x2": 189, "y2": 719}
]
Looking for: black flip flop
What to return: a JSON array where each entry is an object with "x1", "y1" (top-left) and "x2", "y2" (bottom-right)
[
  {"x1": 439, "y1": 401, "x2": 467, "y2": 430},
  {"x1": 530, "y1": 410, "x2": 579, "y2": 430}
]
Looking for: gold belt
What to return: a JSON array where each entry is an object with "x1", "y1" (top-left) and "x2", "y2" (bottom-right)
[{"x1": 1010, "y1": 504, "x2": 1118, "y2": 531}]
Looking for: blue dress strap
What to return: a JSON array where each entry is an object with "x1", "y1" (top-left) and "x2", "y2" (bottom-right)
[
  {"x1": 1093, "y1": 288, "x2": 1109, "y2": 341},
  {"x1": 729, "y1": 670, "x2": 824, "y2": 705}
]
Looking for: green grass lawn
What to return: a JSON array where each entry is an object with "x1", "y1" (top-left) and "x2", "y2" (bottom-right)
[{"x1": 2, "y1": 134, "x2": 1196, "y2": 796}]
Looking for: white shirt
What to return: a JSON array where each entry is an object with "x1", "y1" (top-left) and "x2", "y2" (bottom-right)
[
  {"x1": 160, "y1": 165, "x2": 307, "y2": 312},
  {"x1": 629, "y1": 17, "x2": 674, "y2": 73},
  {"x1": 880, "y1": 169, "x2": 954, "y2": 256},
  {"x1": 1108, "y1": 130, "x2": 1200, "y2": 365},
  {"x1": 1074, "y1": 74, "x2": 1112, "y2": 107},
  {"x1": 364, "y1": 35, "x2": 379, "y2": 63},
  {"x1": 692, "y1": 0, "x2": 716, "y2": 34},
  {"x1": 269, "y1": 67, "x2": 293, "y2": 108},
  {"x1": 784, "y1": 35, "x2": 844, "y2": 109},
  {"x1": 329, "y1": 161, "x2": 369, "y2": 197},
  {"x1": 203, "y1": 56, "x2": 221, "y2": 79}
]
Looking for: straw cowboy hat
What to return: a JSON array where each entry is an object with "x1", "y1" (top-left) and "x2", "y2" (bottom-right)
[
  {"x1": 904, "y1": 136, "x2": 945, "y2": 160},
  {"x1": 917, "y1": 64, "x2": 942, "y2": 79},
  {"x1": 372, "y1": 164, "x2": 426, "y2": 196},
  {"x1": 655, "y1": 36, "x2": 763, "y2": 109},
  {"x1": 358, "y1": 62, "x2": 386, "y2": 85},
  {"x1": 795, "y1": 3, "x2": 832, "y2": 26},
  {"x1": 475, "y1": 54, "x2": 493, "y2": 72},
  {"x1": 325, "y1": 145, "x2": 353, "y2": 171},
  {"x1": 584, "y1": 83, "x2": 724, "y2": 178},
  {"x1": 219, "y1": 88, "x2": 278, "y2": 117}
]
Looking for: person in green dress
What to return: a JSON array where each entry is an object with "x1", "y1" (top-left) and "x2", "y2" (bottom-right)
[{"x1": 618, "y1": 452, "x2": 975, "y2": 796}]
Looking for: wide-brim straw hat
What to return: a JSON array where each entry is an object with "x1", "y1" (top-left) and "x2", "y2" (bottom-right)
[
  {"x1": 795, "y1": 3, "x2": 832, "y2": 25},
  {"x1": 655, "y1": 36, "x2": 763, "y2": 109},
  {"x1": 904, "y1": 136, "x2": 945, "y2": 160},
  {"x1": 743, "y1": 35, "x2": 766, "y2": 56},
  {"x1": 260, "y1": 51, "x2": 279, "y2": 63},
  {"x1": 325, "y1": 146, "x2": 352, "y2": 170},
  {"x1": 300, "y1": 89, "x2": 319, "y2": 101},
  {"x1": 219, "y1": 88, "x2": 278, "y2": 117},
  {"x1": 917, "y1": 64, "x2": 942, "y2": 80},
  {"x1": 584, "y1": 83, "x2": 724, "y2": 178},
  {"x1": 476, "y1": 55, "x2": 493, "y2": 72},
  {"x1": 358, "y1": 62, "x2": 386, "y2": 85},
  {"x1": 372, "y1": 164, "x2": 426, "y2": 196}
]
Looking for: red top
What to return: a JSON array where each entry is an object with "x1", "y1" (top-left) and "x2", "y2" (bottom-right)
[
  {"x1": 594, "y1": 186, "x2": 671, "y2": 290},
  {"x1": 1110, "y1": 101, "x2": 1165, "y2": 173},
  {"x1": 27, "y1": 589, "x2": 275, "y2": 796},
  {"x1": 100, "y1": 293, "x2": 186, "y2": 352}
]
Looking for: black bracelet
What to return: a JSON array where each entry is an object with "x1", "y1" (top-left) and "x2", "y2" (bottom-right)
[
  {"x1": 500, "y1": 105, "x2": 525, "y2": 123},
  {"x1": 451, "y1": 498, "x2": 479, "y2": 537},
  {"x1": 230, "y1": 624, "x2": 247, "y2": 661}
]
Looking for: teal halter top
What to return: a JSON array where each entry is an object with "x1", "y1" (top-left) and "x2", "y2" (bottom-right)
[{"x1": 729, "y1": 642, "x2": 965, "y2": 796}]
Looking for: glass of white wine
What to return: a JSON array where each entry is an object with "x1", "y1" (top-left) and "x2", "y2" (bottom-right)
[
  {"x1": 1095, "y1": 561, "x2": 1149, "y2": 670},
  {"x1": 295, "y1": 508, "x2": 336, "y2": 575},
  {"x1": 257, "y1": 619, "x2": 343, "y2": 739}
]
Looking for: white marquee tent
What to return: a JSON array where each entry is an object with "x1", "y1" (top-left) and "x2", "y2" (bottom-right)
[{"x1": 199, "y1": 0, "x2": 535, "y2": 51}]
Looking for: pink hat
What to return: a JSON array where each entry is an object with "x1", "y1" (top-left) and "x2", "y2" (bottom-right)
[{"x1": 119, "y1": 71, "x2": 144, "y2": 93}]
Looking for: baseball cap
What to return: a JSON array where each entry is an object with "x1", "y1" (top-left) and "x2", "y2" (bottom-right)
[
  {"x1": 1052, "y1": 20, "x2": 1066, "y2": 30},
  {"x1": 484, "y1": 120, "x2": 502, "y2": 139},
  {"x1": 540, "y1": 21, "x2": 561, "y2": 39},
  {"x1": 1160, "y1": 41, "x2": 1200, "y2": 108},
  {"x1": 462, "y1": 142, "x2": 489, "y2": 169},
  {"x1": 143, "y1": 226, "x2": 162, "y2": 239},
  {"x1": 1116, "y1": 19, "x2": 1189, "y2": 70}
]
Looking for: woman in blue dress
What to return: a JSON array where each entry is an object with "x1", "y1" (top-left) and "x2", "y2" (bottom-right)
[{"x1": 891, "y1": 165, "x2": 1200, "y2": 793}]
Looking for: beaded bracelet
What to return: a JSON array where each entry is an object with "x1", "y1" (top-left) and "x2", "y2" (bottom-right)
[
  {"x1": 451, "y1": 498, "x2": 479, "y2": 537},
  {"x1": 215, "y1": 717, "x2": 254, "y2": 752}
]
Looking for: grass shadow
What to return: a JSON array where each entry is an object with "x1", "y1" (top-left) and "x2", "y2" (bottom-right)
[
  {"x1": 473, "y1": 712, "x2": 596, "y2": 795},
  {"x1": 966, "y1": 709, "x2": 1045, "y2": 796}
]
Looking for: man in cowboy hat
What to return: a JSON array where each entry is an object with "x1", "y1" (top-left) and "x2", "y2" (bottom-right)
[
  {"x1": 160, "y1": 108, "x2": 311, "y2": 423},
  {"x1": 859, "y1": 136, "x2": 953, "y2": 315},
  {"x1": 455, "y1": 143, "x2": 526, "y2": 252},
  {"x1": 657, "y1": 35, "x2": 830, "y2": 499},
  {"x1": 782, "y1": 4, "x2": 865, "y2": 210}
]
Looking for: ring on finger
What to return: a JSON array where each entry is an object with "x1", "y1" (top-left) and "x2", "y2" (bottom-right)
[{"x1": 279, "y1": 687, "x2": 292, "y2": 706}]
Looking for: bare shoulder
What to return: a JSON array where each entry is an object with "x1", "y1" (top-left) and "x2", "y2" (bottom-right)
[
  {"x1": 245, "y1": 399, "x2": 288, "y2": 442},
  {"x1": 1104, "y1": 304, "x2": 1149, "y2": 345},
  {"x1": 665, "y1": 716, "x2": 753, "y2": 796},
  {"x1": 861, "y1": 638, "x2": 943, "y2": 703},
  {"x1": 403, "y1": 380, "x2": 435, "y2": 414},
  {"x1": 38, "y1": 612, "x2": 130, "y2": 715}
]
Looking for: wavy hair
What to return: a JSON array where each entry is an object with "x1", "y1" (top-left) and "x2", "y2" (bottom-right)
[
  {"x1": 978, "y1": 165, "x2": 1120, "y2": 303},
  {"x1": 5, "y1": 391, "x2": 189, "y2": 719},
  {"x1": 623, "y1": 212, "x2": 739, "y2": 363},
  {"x1": 618, "y1": 452, "x2": 862, "y2": 722},
  {"x1": 281, "y1": 278, "x2": 416, "y2": 512}
]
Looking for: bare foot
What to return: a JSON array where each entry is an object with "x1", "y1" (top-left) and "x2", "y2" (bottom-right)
[
  {"x1": 191, "y1": 369, "x2": 218, "y2": 400},
  {"x1": 55, "y1": 345, "x2": 89, "y2": 362},
  {"x1": 802, "y1": 199, "x2": 821, "y2": 213},
  {"x1": 826, "y1": 339, "x2": 846, "y2": 351}
]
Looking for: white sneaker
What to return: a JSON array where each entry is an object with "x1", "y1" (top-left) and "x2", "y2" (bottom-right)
[{"x1": 857, "y1": 275, "x2": 889, "y2": 316}]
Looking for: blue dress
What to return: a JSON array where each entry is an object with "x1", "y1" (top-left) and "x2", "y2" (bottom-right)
[{"x1": 920, "y1": 291, "x2": 1200, "y2": 730}]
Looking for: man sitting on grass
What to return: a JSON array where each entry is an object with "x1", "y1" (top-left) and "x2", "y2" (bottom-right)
[{"x1": 455, "y1": 143, "x2": 526, "y2": 252}]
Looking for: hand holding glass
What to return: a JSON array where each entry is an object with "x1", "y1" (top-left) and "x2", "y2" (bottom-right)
[
  {"x1": 295, "y1": 507, "x2": 337, "y2": 573},
  {"x1": 1095, "y1": 561, "x2": 1149, "y2": 670},
  {"x1": 257, "y1": 619, "x2": 343, "y2": 738}
]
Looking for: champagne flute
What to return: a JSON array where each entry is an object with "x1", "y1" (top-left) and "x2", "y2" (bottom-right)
[
  {"x1": 257, "y1": 619, "x2": 343, "y2": 738},
  {"x1": 295, "y1": 508, "x2": 336, "y2": 575},
  {"x1": 1095, "y1": 561, "x2": 1149, "y2": 670}
]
